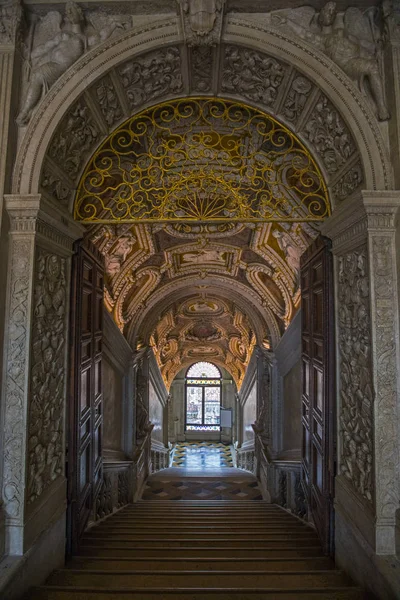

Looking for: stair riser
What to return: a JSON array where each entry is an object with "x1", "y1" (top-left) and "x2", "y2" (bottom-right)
[
  {"x1": 92, "y1": 526, "x2": 311, "y2": 534},
  {"x1": 83, "y1": 533, "x2": 319, "y2": 541},
  {"x1": 68, "y1": 558, "x2": 334, "y2": 571},
  {"x1": 31, "y1": 588, "x2": 364, "y2": 600},
  {"x1": 77, "y1": 546, "x2": 325, "y2": 559},
  {"x1": 80, "y1": 539, "x2": 320, "y2": 548},
  {"x1": 47, "y1": 571, "x2": 350, "y2": 589}
]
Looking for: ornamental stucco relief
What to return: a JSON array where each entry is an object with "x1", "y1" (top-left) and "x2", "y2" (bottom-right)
[
  {"x1": 337, "y1": 248, "x2": 373, "y2": 504},
  {"x1": 28, "y1": 250, "x2": 67, "y2": 504}
]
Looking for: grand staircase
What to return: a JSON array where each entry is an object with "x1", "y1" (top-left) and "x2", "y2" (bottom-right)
[{"x1": 30, "y1": 499, "x2": 365, "y2": 599}]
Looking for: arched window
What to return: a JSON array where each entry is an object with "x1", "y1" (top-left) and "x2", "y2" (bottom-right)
[{"x1": 185, "y1": 362, "x2": 222, "y2": 431}]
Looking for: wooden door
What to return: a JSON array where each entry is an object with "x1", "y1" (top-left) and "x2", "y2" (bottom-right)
[
  {"x1": 67, "y1": 240, "x2": 104, "y2": 554},
  {"x1": 300, "y1": 235, "x2": 335, "y2": 555}
]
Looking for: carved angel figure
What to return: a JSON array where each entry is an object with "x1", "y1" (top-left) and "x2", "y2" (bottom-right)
[
  {"x1": 273, "y1": 1, "x2": 390, "y2": 120},
  {"x1": 17, "y1": 2, "x2": 129, "y2": 126}
]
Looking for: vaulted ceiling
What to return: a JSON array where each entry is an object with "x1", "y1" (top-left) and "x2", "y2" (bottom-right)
[{"x1": 90, "y1": 219, "x2": 318, "y2": 388}]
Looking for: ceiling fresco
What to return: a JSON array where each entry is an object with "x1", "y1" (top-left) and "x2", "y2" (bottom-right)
[{"x1": 90, "y1": 218, "x2": 318, "y2": 389}]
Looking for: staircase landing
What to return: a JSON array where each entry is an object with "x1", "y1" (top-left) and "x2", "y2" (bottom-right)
[{"x1": 142, "y1": 468, "x2": 262, "y2": 500}]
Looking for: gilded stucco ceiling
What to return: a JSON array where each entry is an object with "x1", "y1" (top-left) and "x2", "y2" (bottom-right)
[{"x1": 89, "y1": 219, "x2": 318, "y2": 388}]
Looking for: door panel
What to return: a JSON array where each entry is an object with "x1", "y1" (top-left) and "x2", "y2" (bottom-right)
[
  {"x1": 300, "y1": 235, "x2": 335, "y2": 556},
  {"x1": 67, "y1": 240, "x2": 104, "y2": 555}
]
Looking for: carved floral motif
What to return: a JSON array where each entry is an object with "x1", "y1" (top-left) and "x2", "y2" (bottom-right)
[
  {"x1": 117, "y1": 48, "x2": 183, "y2": 109},
  {"x1": 222, "y1": 46, "x2": 286, "y2": 105},
  {"x1": 191, "y1": 46, "x2": 213, "y2": 92},
  {"x1": 95, "y1": 75, "x2": 123, "y2": 128},
  {"x1": 337, "y1": 248, "x2": 373, "y2": 503},
  {"x1": 302, "y1": 95, "x2": 356, "y2": 174},
  {"x1": 28, "y1": 250, "x2": 67, "y2": 504}
]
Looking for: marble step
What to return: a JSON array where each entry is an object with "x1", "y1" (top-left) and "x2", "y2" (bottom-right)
[
  {"x1": 77, "y1": 545, "x2": 325, "y2": 559},
  {"x1": 68, "y1": 556, "x2": 335, "y2": 571},
  {"x1": 83, "y1": 531, "x2": 319, "y2": 541},
  {"x1": 46, "y1": 569, "x2": 351, "y2": 589},
  {"x1": 31, "y1": 586, "x2": 365, "y2": 599},
  {"x1": 80, "y1": 537, "x2": 320, "y2": 548},
  {"x1": 93, "y1": 524, "x2": 311, "y2": 533}
]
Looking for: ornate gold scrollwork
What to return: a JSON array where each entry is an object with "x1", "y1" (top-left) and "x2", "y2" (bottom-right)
[{"x1": 75, "y1": 97, "x2": 330, "y2": 223}]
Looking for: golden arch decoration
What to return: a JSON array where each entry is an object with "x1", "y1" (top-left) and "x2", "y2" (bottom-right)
[{"x1": 74, "y1": 97, "x2": 330, "y2": 223}]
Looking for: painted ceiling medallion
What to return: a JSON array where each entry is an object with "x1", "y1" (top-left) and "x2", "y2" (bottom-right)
[{"x1": 75, "y1": 98, "x2": 330, "y2": 224}]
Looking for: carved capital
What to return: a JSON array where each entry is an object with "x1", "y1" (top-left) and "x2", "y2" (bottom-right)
[
  {"x1": 321, "y1": 191, "x2": 400, "y2": 254},
  {"x1": 5, "y1": 194, "x2": 84, "y2": 253},
  {"x1": 0, "y1": 0, "x2": 22, "y2": 46}
]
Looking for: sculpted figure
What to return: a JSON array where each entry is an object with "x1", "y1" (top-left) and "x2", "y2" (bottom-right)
[
  {"x1": 272, "y1": 229, "x2": 303, "y2": 273},
  {"x1": 17, "y1": 2, "x2": 127, "y2": 126},
  {"x1": 274, "y1": 1, "x2": 390, "y2": 120},
  {"x1": 17, "y1": 2, "x2": 85, "y2": 126}
]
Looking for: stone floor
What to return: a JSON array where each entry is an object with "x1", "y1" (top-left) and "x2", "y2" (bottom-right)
[
  {"x1": 142, "y1": 465, "x2": 262, "y2": 501},
  {"x1": 171, "y1": 442, "x2": 233, "y2": 469}
]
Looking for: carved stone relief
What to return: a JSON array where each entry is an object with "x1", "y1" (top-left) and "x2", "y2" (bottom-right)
[
  {"x1": 28, "y1": 250, "x2": 67, "y2": 504},
  {"x1": 117, "y1": 47, "x2": 183, "y2": 110},
  {"x1": 40, "y1": 163, "x2": 71, "y2": 207},
  {"x1": 371, "y1": 235, "x2": 399, "y2": 522},
  {"x1": 2, "y1": 239, "x2": 31, "y2": 520},
  {"x1": 337, "y1": 247, "x2": 373, "y2": 503},
  {"x1": 39, "y1": 42, "x2": 364, "y2": 207},
  {"x1": 302, "y1": 94, "x2": 356, "y2": 175},
  {"x1": 222, "y1": 45, "x2": 286, "y2": 106},
  {"x1": 332, "y1": 161, "x2": 363, "y2": 201},
  {"x1": 17, "y1": 2, "x2": 131, "y2": 125},
  {"x1": 94, "y1": 74, "x2": 124, "y2": 129},
  {"x1": 178, "y1": 0, "x2": 226, "y2": 46},
  {"x1": 272, "y1": 2, "x2": 390, "y2": 120},
  {"x1": 191, "y1": 46, "x2": 213, "y2": 92},
  {"x1": 0, "y1": 0, "x2": 22, "y2": 45},
  {"x1": 281, "y1": 73, "x2": 313, "y2": 124},
  {"x1": 48, "y1": 98, "x2": 100, "y2": 180}
]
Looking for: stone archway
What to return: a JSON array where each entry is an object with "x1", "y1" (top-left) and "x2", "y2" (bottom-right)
[{"x1": 2, "y1": 13, "x2": 400, "y2": 599}]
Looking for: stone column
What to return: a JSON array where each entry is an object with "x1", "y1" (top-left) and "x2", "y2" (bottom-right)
[
  {"x1": 0, "y1": 1, "x2": 23, "y2": 560},
  {"x1": 1, "y1": 194, "x2": 83, "y2": 555},
  {"x1": 321, "y1": 191, "x2": 400, "y2": 557}
]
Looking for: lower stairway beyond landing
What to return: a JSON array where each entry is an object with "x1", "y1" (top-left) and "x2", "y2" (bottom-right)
[{"x1": 30, "y1": 484, "x2": 365, "y2": 599}]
